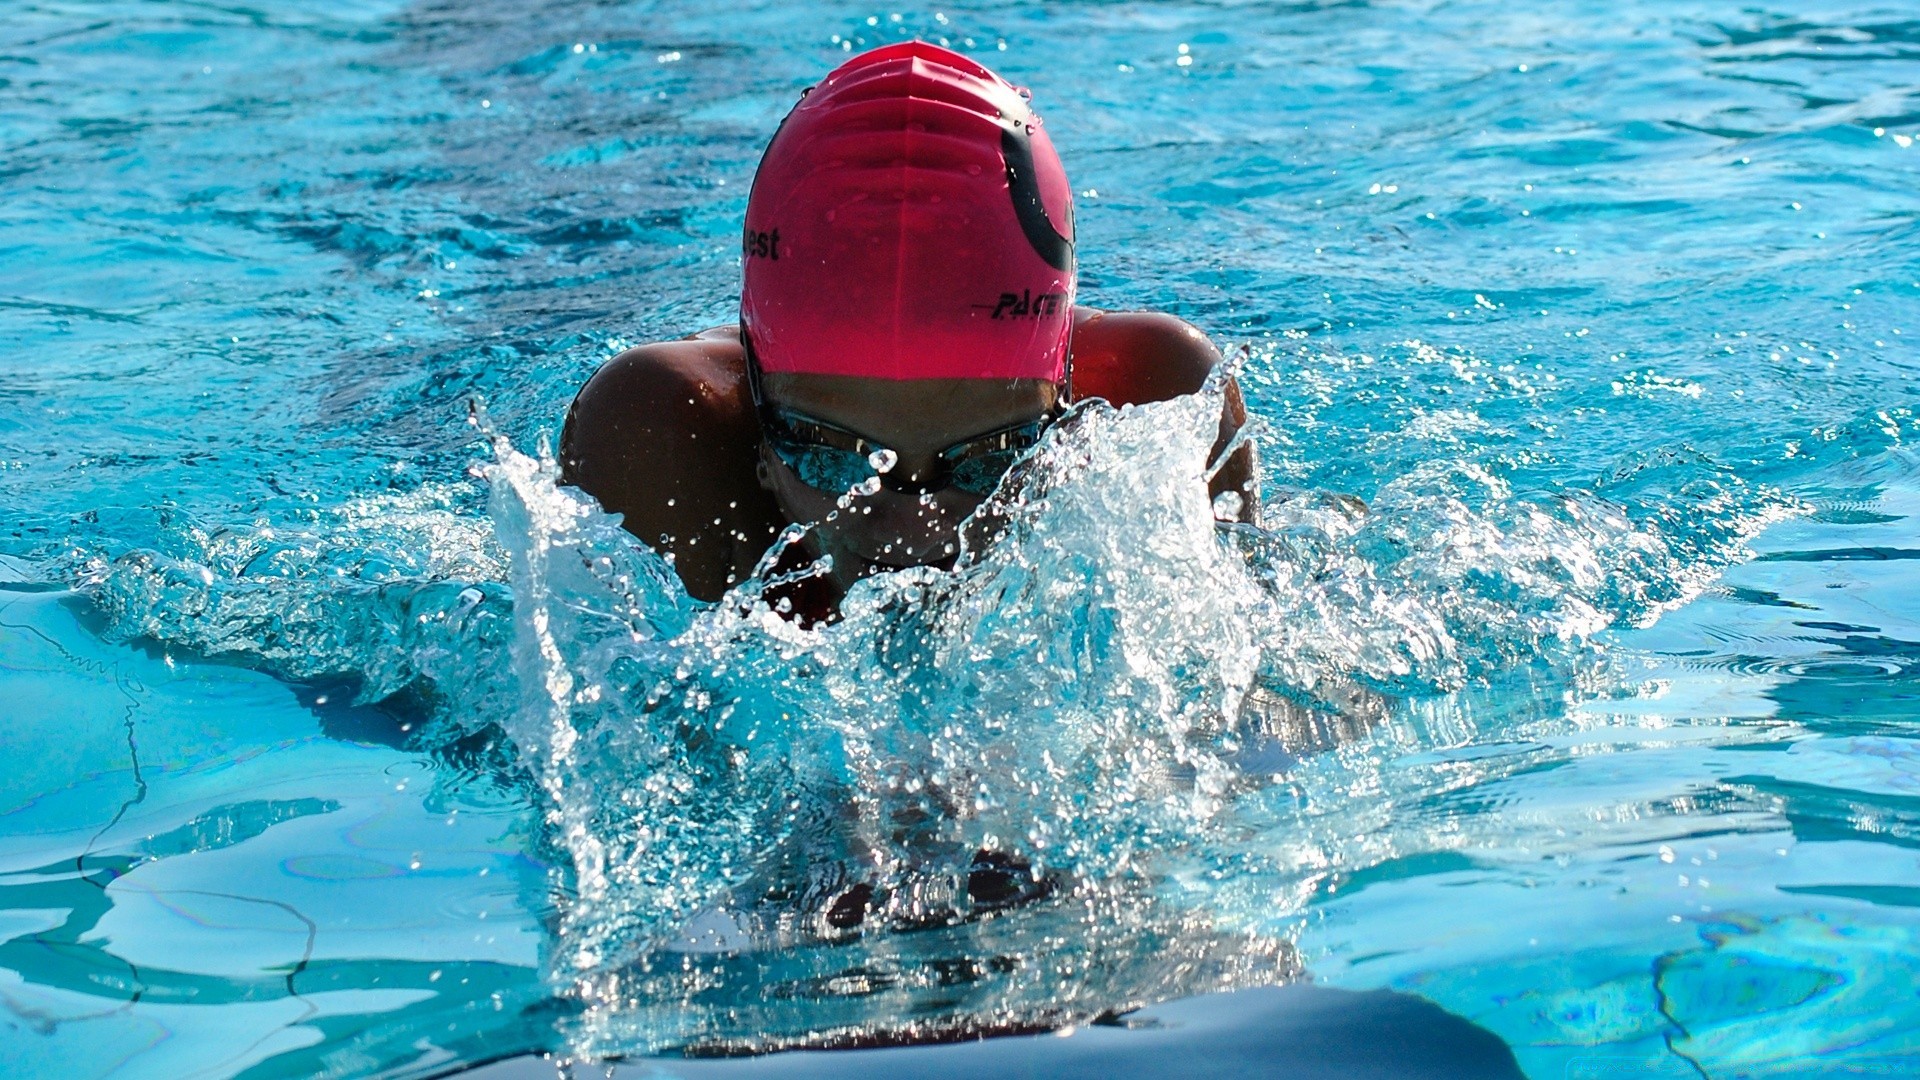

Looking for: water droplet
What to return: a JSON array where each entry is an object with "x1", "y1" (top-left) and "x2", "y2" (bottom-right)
[{"x1": 868, "y1": 448, "x2": 898, "y2": 473}]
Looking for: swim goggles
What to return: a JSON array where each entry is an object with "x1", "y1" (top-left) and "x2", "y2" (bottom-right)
[
  {"x1": 741, "y1": 332, "x2": 1066, "y2": 497},
  {"x1": 760, "y1": 406, "x2": 1053, "y2": 497}
]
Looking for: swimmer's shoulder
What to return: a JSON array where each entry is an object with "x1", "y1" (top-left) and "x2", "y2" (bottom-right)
[
  {"x1": 562, "y1": 327, "x2": 750, "y2": 467},
  {"x1": 1068, "y1": 305, "x2": 1257, "y2": 520},
  {"x1": 563, "y1": 326, "x2": 746, "y2": 427},
  {"x1": 1068, "y1": 306, "x2": 1223, "y2": 407},
  {"x1": 561, "y1": 326, "x2": 779, "y2": 601}
]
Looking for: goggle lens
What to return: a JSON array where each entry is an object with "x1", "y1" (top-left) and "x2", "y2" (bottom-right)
[
  {"x1": 769, "y1": 439, "x2": 875, "y2": 494},
  {"x1": 948, "y1": 447, "x2": 1025, "y2": 496},
  {"x1": 764, "y1": 411, "x2": 1049, "y2": 498}
]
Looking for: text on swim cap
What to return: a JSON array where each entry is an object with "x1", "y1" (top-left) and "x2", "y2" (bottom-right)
[
  {"x1": 743, "y1": 227, "x2": 780, "y2": 261},
  {"x1": 987, "y1": 289, "x2": 1067, "y2": 319}
]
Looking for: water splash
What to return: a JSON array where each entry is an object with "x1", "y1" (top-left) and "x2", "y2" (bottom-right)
[
  {"x1": 59, "y1": 364, "x2": 1795, "y2": 1057},
  {"x1": 77, "y1": 483, "x2": 520, "y2": 713},
  {"x1": 456, "y1": 371, "x2": 1792, "y2": 1054}
]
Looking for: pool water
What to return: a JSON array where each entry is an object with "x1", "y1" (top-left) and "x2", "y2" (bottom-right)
[{"x1": 4, "y1": 0, "x2": 1918, "y2": 1075}]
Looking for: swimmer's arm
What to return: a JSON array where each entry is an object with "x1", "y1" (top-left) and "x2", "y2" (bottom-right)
[
  {"x1": 1068, "y1": 308, "x2": 1257, "y2": 521},
  {"x1": 559, "y1": 340, "x2": 781, "y2": 600}
]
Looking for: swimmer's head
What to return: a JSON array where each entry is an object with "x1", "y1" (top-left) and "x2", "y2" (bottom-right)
[
  {"x1": 740, "y1": 44, "x2": 1074, "y2": 584},
  {"x1": 740, "y1": 41, "x2": 1075, "y2": 385}
]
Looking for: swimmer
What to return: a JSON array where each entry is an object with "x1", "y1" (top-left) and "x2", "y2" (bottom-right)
[{"x1": 562, "y1": 41, "x2": 1254, "y2": 621}]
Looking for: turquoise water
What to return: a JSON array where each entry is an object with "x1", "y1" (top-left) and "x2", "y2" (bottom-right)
[{"x1": 4, "y1": 0, "x2": 1919, "y2": 1075}]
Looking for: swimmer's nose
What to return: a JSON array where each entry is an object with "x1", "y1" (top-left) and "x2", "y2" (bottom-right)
[{"x1": 840, "y1": 486, "x2": 977, "y2": 565}]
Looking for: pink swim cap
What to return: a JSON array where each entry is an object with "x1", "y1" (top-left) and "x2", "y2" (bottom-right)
[{"x1": 741, "y1": 41, "x2": 1075, "y2": 383}]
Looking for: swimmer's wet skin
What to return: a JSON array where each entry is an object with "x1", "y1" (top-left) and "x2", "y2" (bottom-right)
[{"x1": 560, "y1": 41, "x2": 1254, "y2": 621}]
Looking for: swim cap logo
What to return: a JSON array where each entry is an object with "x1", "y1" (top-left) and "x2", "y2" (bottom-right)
[
  {"x1": 986, "y1": 289, "x2": 1068, "y2": 319},
  {"x1": 1001, "y1": 127, "x2": 1072, "y2": 274},
  {"x1": 743, "y1": 227, "x2": 780, "y2": 261}
]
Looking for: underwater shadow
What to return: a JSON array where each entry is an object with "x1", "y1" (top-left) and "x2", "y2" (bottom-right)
[{"x1": 456, "y1": 984, "x2": 1522, "y2": 1080}]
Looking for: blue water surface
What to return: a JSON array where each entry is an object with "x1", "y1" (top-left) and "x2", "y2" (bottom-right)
[{"x1": 3, "y1": 0, "x2": 1919, "y2": 1076}]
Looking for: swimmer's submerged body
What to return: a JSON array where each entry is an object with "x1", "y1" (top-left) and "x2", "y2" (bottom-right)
[{"x1": 560, "y1": 42, "x2": 1254, "y2": 622}]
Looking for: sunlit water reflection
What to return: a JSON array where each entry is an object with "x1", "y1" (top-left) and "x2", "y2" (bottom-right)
[{"x1": 2, "y1": 0, "x2": 1917, "y2": 1076}]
